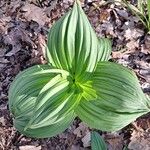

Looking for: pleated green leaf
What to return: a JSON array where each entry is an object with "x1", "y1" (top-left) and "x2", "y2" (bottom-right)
[
  {"x1": 98, "y1": 38, "x2": 111, "y2": 61},
  {"x1": 9, "y1": 65, "x2": 55, "y2": 116},
  {"x1": 27, "y1": 74, "x2": 81, "y2": 130},
  {"x1": 91, "y1": 131, "x2": 107, "y2": 150},
  {"x1": 46, "y1": 1, "x2": 111, "y2": 78},
  {"x1": 8, "y1": 65, "x2": 77, "y2": 138},
  {"x1": 14, "y1": 111, "x2": 75, "y2": 138},
  {"x1": 75, "y1": 62, "x2": 150, "y2": 131}
]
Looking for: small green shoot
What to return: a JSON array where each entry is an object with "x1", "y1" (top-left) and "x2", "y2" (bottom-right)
[{"x1": 91, "y1": 131, "x2": 107, "y2": 150}]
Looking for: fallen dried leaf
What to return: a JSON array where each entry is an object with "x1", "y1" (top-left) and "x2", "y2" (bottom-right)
[
  {"x1": 124, "y1": 28, "x2": 144, "y2": 40},
  {"x1": 71, "y1": 144, "x2": 80, "y2": 150},
  {"x1": 19, "y1": 145, "x2": 41, "y2": 150},
  {"x1": 128, "y1": 129, "x2": 150, "y2": 150},
  {"x1": 4, "y1": 26, "x2": 34, "y2": 56},
  {"x1": 37, "y1": 34, "x2": 46, "y2": 59},
  {"x1": 81, "y1": 132, "x2": 91, "y2": 148},
  {"x1": 0, "y1": 117, "x2": 5, "y2": 126},
  {"x1": 22, "y1": 3, "x2": 49, "y2": 26},
  {"x1": 126, "y1": 40, "x2": 139, "y2": 50},
  {"x1": 73, "y1": 122, "x2": 89, "y2": 138},
  {"x1": 105, "y1": 133, "x2": 124, "y2": 150}
]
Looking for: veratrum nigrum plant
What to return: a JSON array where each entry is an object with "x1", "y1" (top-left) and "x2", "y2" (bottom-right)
[{"x1": 9, "y1": 0, "x2": 150, "y2": 138}]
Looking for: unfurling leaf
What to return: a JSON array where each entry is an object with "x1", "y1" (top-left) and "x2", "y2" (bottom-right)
[
  {"x1": 75, "y1": 62, "x2": 150, "y2": 131},
  {"x1": 46, "y1": 1, "x2": 111, "y2": 79},
  {"x1": 9, "y1": 0, "x2": 150, "y2": 138}
]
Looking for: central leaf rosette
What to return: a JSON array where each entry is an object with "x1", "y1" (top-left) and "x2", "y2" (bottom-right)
[{"x1": 8, "y1": 1, "x2": 150, "y2": 138}]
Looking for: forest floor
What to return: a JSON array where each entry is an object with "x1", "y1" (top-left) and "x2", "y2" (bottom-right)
[{"x1": 0, "y1": 0, "x2": 150, "y2": 150}]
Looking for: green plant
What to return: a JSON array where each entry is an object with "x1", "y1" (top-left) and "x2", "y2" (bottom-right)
[
  {"x1": 91, "y1": 131, "x2": 107, "y2": 150},
  {"x1": 9, "y1": 0, "x2": 150, "y2": 138},
  {"x1": 121, "y1": 0, "x2": 150, "y2": 32}
]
